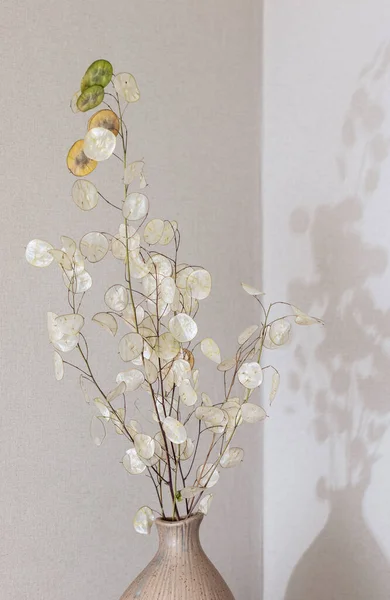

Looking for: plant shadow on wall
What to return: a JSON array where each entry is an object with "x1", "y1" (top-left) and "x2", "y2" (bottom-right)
[{"x1": 284, "y1": 43, "x2": 390, "y2": 600}]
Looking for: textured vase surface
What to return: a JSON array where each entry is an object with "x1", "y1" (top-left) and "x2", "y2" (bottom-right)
[{"x1": 120, "y1": 513, "x2": 235, "y2": 599}]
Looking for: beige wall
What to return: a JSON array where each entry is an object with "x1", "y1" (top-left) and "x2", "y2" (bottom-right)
[
  {"x1": 0, "y1": 2, "x2": 262, "y2": 599},
  {"x1": 263, "y1": 2, "x2": 390, "y2": 599}
]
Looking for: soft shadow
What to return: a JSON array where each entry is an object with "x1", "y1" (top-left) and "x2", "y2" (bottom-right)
[
  {"x1": 286, "y1": 483, "x2": 390, "y2": 600},
  {"x1": 284, "y1": 44, "x2": 390, "y2": 599}
]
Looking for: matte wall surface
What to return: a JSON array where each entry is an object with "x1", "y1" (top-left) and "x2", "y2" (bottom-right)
[
  {"x1": 0, "y1": 2, "x2": 262, "y2": 599},
  {"x1": 263, "y1": 2, "x2": 390, "y2": 599},
  {"x1": 7, "y1": 3, "x2": 390, "y2": 600}
]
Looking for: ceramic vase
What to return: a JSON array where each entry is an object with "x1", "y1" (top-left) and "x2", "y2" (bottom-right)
[{"x1": 120, "y1": 513, "x2": 235, "y2": 599}]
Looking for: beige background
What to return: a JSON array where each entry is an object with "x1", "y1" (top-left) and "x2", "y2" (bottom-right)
[
  {"x1": 5, "y1": 2, "x2": 390, "y2": 600},
  {"x1": 0, "y1": 1, "x2": 262, "y2": 599},
  {"x1": 263, "y1": 1, "x2": 390, "y2": 599}
]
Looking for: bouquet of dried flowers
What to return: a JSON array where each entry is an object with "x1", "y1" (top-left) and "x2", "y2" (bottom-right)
[{"x1": 26, "y1": 59, "x2": 322, "y2": 534}]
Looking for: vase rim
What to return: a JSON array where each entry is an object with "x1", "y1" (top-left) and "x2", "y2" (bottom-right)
[{"x1": 156, "y1": 512, "x2": 204, "y2": 528}]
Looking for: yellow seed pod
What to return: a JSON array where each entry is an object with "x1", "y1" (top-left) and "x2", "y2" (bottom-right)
[
  {"x1": 182, "y1": 349, "x2": 195, "y2": 370},
  {"x1": 66, "y1": 140, "x2": 97, "y2": 177},
  {"x1": 88, "y1": 109, "x2": 120, "y2": 136}
]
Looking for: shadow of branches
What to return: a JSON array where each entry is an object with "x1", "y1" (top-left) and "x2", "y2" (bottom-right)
[{"x1": 284, "y1": 43, "x2": 390, "y2": 600}]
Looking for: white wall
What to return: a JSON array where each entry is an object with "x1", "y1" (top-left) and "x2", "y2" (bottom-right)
[
  {"x1": 263, "y1": 2, "x2": 390, "y2": 599},
  {"x1": 0, "y1": 2, "x2": 262, "y2": 599}
]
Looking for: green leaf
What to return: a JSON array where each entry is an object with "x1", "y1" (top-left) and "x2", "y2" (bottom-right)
[
  {"x1": 81, "y1": 59, "x2": 113, "y2": 92},
  {"x1": 77, "y1": 85, "x2": 104, "y2": 112}
]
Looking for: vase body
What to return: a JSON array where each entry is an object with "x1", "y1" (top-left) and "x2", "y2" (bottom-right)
[{"x1": 120, "y1": 513, "x2": 235, "y2": 600}]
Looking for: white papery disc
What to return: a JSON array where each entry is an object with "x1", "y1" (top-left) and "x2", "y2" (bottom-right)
[
  {"x1": 80, "y1": 232, "x2": 109, "y2": 263},
  {"x1": 116, "y1": 369, "x2": 145, "y2": 392},
  {"x1": 197, "y1": 463, "x2": 219, "y2": 488},
  {"x1": 113, "y1": 73, "x2": 140, "y2": 103},
  {"x1": 241, "y1": 403, "x2": 267, "y2": 423},
  {"x1": 72, "y1": 180, "x2": 98, "y2": 211},
  {"x1": 26, "y1": 239, "x2": 54, "y2": 267},
  {"x1": 83, "y1": 127, "x2": 116, "y2": 161},
  {"x1": 105, "y1": 284, "x2": 128, "y2": 311},
  {"x1": 187, "y1": 269, "x2": 211, "y2": 300},
  {"x1": 162, "y1": 416, "x2": 187, "y2": 444},
  {"x1": 133, "y1": 506, "x2": 155, "y2": 535},
  {"x1": 144, "y1": 219, "x2": 164, "y2": 245},
  {"x1": 168, "y1": 313, "x2": 198, "y2": 343},
  {"x1": 237, "y1": 362, "x2": 263, "y2": 389},
  {"x1": 123, "y1": 448, "x2": 146, "y2": 475},
  {"x1": 123, "y1": 193, "x2": 149, "y2": 221},
  {"x1": 119, "y1": 333, "x2": 143, "y2": 361},
  {"x1": 200, "y1": 338, "x2": 221, "y2": 363}
]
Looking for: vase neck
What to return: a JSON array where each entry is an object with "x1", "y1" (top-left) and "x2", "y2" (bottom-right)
[{"x1": 155, "y1": 514, "x2": 204, "y2": 556}]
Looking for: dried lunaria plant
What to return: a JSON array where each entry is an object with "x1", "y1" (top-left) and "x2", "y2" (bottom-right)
[{"x1": 26, "y1": 59, "x2": 323, "y2": 534}]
